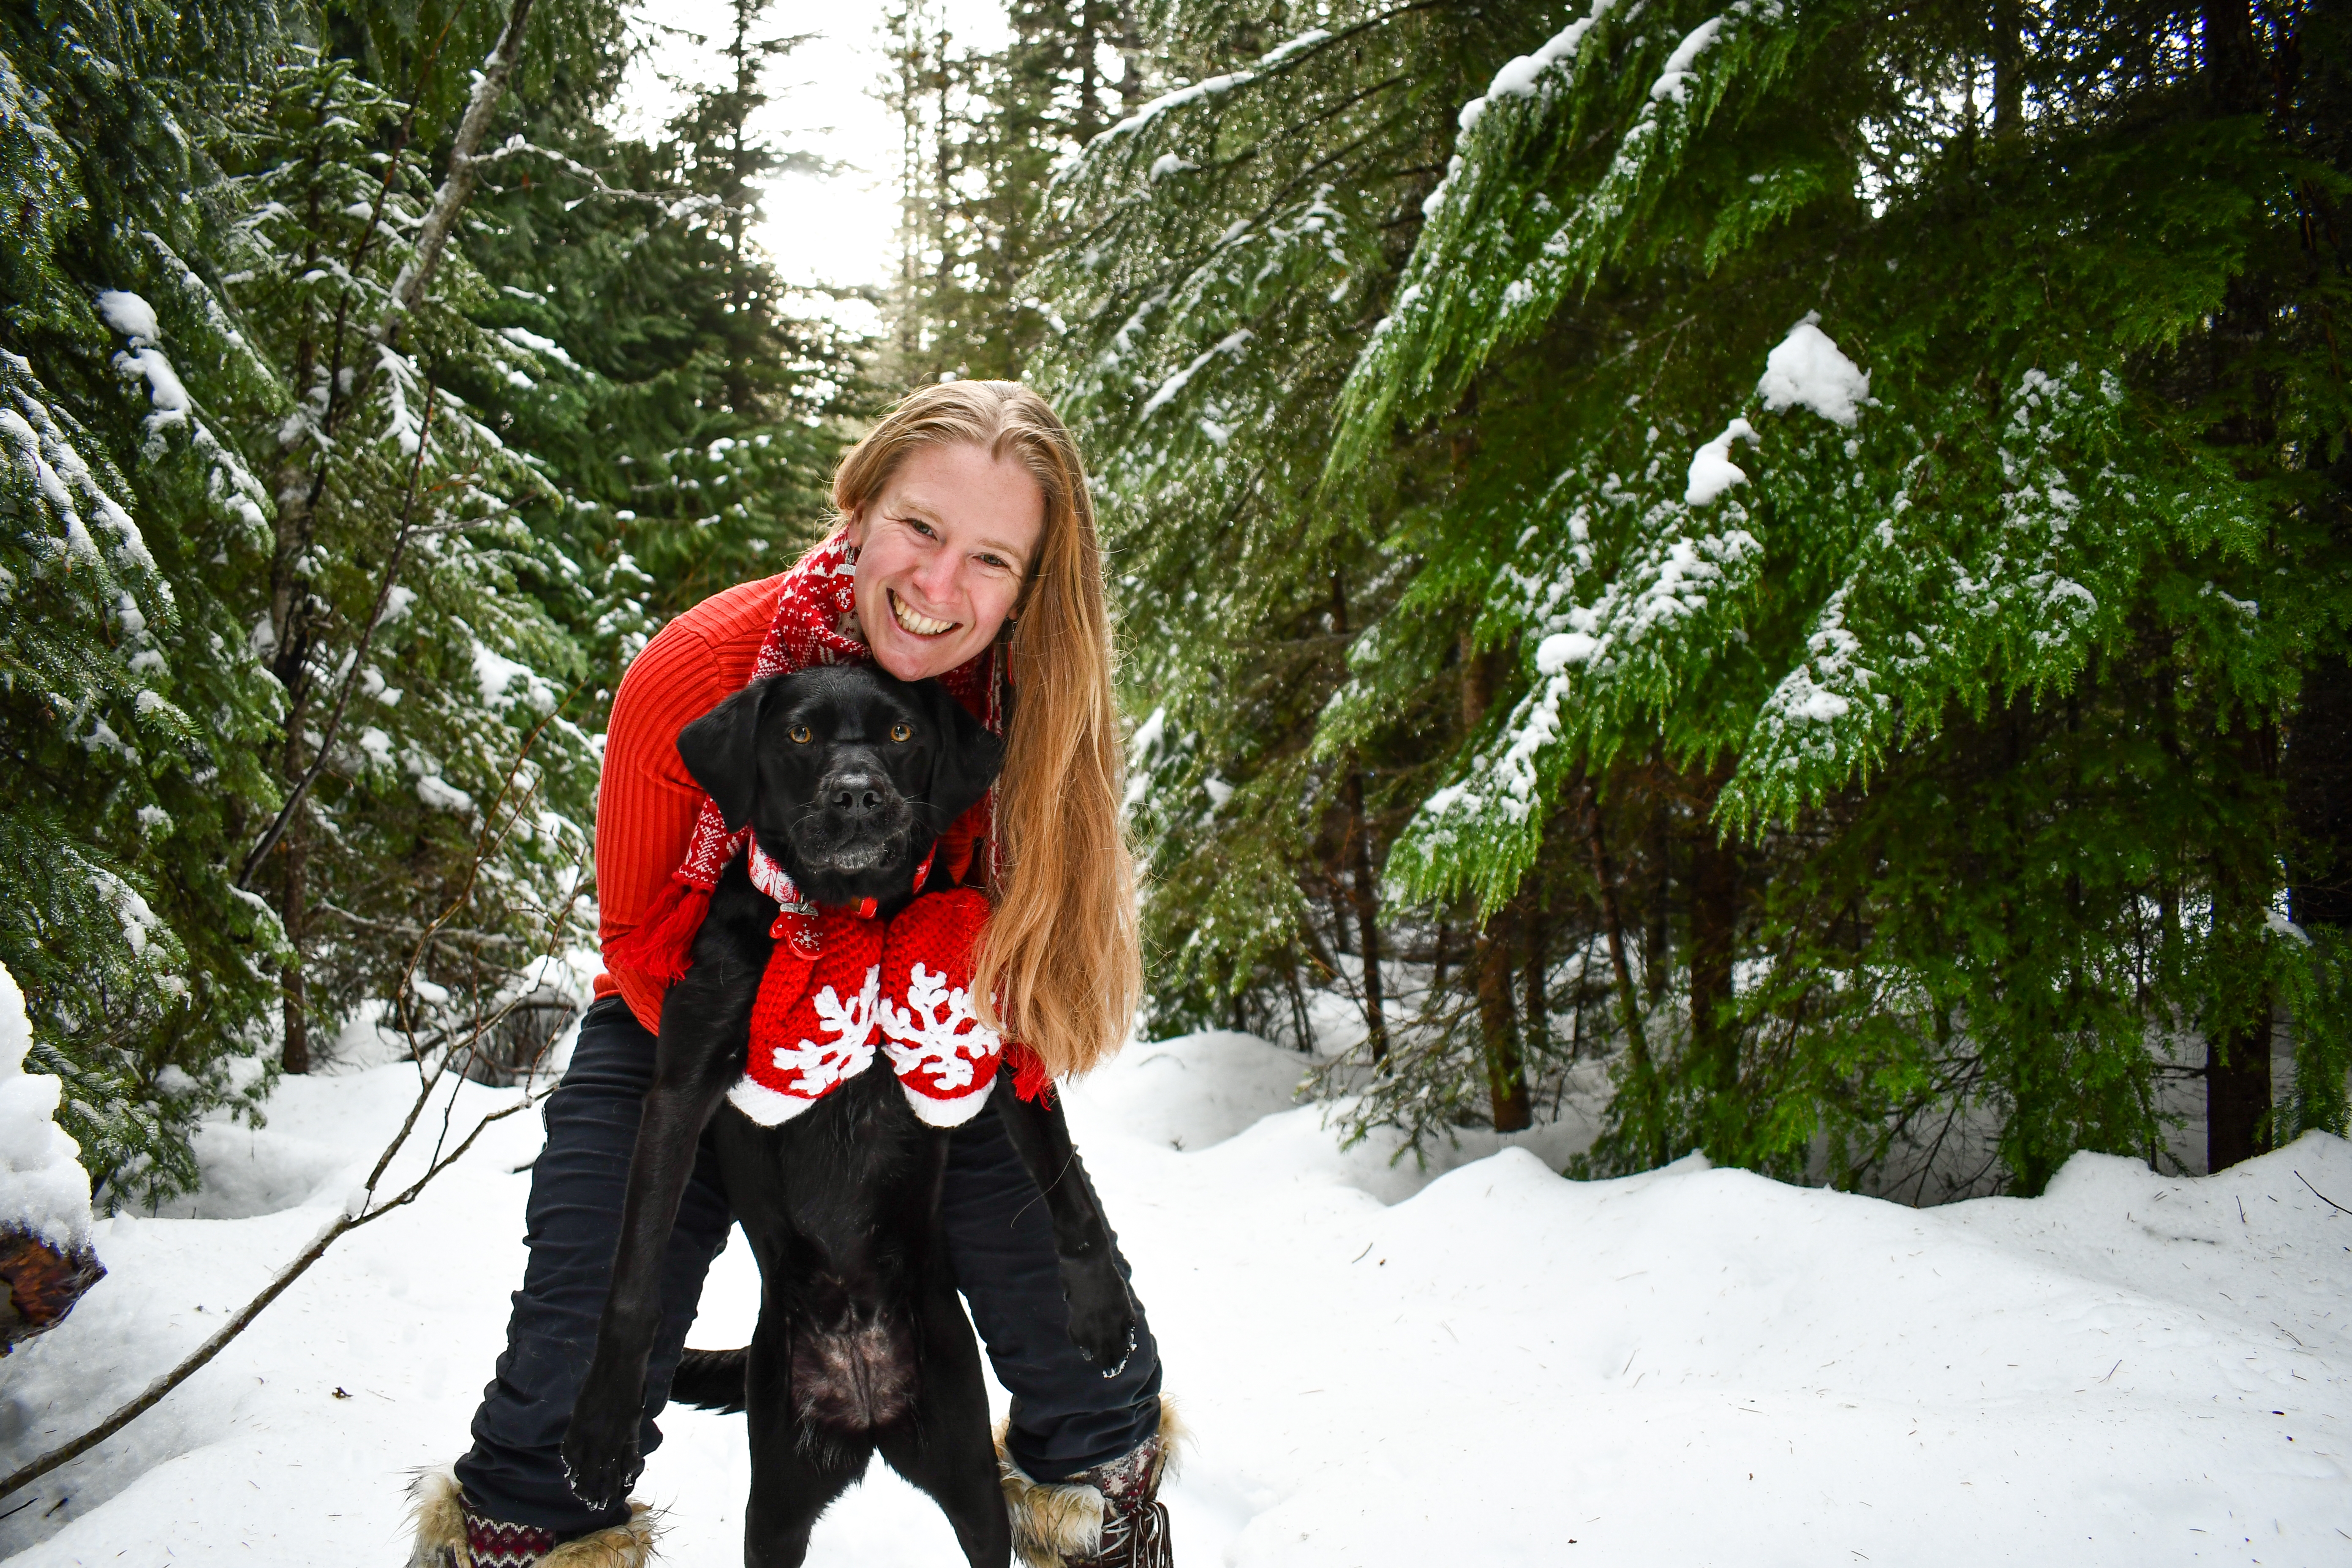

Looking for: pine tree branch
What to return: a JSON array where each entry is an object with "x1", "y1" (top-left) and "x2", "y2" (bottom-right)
[
  {"x1": 379, "y1": 0, "x2": 539, "y2": 344},
  {"x1": 238, "y1": 379, "x2": 439, "y2": 890}
]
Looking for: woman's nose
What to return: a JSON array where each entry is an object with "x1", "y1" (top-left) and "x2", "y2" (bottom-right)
[{"x1": 910, "y1": 552, "x2": 961, "y2": 605}]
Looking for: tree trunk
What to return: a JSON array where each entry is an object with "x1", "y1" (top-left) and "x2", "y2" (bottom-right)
[
  {"x1": 1074, "y1": 0, "x2": 1105, "y2": 143},
  {"x1": 2202, "y1": 0, "x2": 2262, "y2": 113},
  {"x1": 1585, "y1": 779, "x2": 1663, "y2": 1166},
  {"x1": 2209, "y1": 726, "x2": 2279, "y2": 1172},
  {"x1": 1991, "y1": 0, "x2": 2025, "y2": 139},
  {"x1": 1645, "y1": 773, "x2": 1669, "y2": 1003},
  {"x1": 2288, "y1": 655, "x2": 2352, "y2": 931},
  {"x1": 1583, "y1": 786, "x2": 1647, "y2": 1077},
  {"x1": 1112, "y1": 0, "x2": 1146, "y2": 115},
  {"x1": 2207, "y1": 1010, "x2": 2271, "y2": 1173},
  {"x1": 280, "y1": 805, "x2": 310, "y2": 1075},
  {"x1": 1333, "y1": 572, "x2": 1386, "y2": 1062},
  {"x1": 1461, "y1": 637, "x2": 1529, "y2": 1130},
  {"x1": 1477, "y1": 906, "x2": 1531, "y2": 1132},
  {"x1": 1688, "y1": 817, "x2": 1739, "y2": 1092},
  {"x1": 1346, "y1": 769, "x2": 1388, "y2": 1062},
  {"x1": 379, "y1": 0, "x2": 538, "y2": 344},
  {"x1": 1522, "y1": 890, "x2": 1548, "y2": 1067}
]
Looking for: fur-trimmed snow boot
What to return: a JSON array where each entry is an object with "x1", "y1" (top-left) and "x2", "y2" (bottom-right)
[
  {"x1": 404, "y1": 1470, "x2": 658, "y2": 1568},
  {"x1": 998, "y1": 1402, "x2": 1183, "y2": 1568}
]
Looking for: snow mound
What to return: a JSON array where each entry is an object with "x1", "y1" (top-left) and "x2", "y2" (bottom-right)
[
  {"x1": 1064, "y1": 1031, "x2": 1307, "y2": 1151},
  {"x1": 0, "y1": 963, "x2": 92, "y2": 1251},
  {"x1": 4, "y1": 1026, "x2": 2349, "y2": 1565}
]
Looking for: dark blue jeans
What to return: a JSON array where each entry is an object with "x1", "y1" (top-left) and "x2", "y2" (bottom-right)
[{"x1": 456, "y1": 996, "x2": 1164, "y2": 1532}]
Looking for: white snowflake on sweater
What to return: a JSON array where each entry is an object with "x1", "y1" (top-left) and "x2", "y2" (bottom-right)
[
  {"x1": 770, "y1": 965, "x2": 880, "y2": 1095},
  {"x1": 879, "y1": 963, "x2": 1002, "y2": 1091}
]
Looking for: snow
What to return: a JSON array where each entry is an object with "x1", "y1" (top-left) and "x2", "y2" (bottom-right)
[
  {"x1": 1139, "y1": 329, "x2": 1251, "y2": 419},
  {"x1": 494, "y1": 325, "x2": 577, "y2": 370},
  {"x1": 89, "y1": 870, "x2": 161, "y2": 957},
  {"x1": 414, "y1": 774, "x2": 475, "y2": 814},
  {"x1": 1457, "y1": 0, "x2": 1615, "y2": 134},
  {"x1": 1535, "y1": 629, "x2": 1599, "y2": 673},
  {"x1": 1685, "y1": 416, "x2": 1758, "y2": 504},
  {"x1": 94, "y1": 292, "x2": 161, "y2": 347},
  {"x1": 5, "y1": 1026, "x2": 2352, "y2": 1563},
  {"x1": 1757, "y1": 312, "x2": 1872, "y2": 426},
  {"x1": 0, "y1": 964, "x2": 93, "y2": 1252},
  {"x1": 1104, "y1": 30, "x2": 1331, "y2": 140},
  {"x1": 472, "y1": 641, "x2": 558, "y2": 714},
  {"x1": 1649, "y1": 16, "x2": 1726, "y2": 104},
  {"x1": 114, "y1": 348, "x2": 192, "y2": 425}
]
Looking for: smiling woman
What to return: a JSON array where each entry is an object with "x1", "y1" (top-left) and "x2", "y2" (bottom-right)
[{"x1": 411, "y1": 382, "x2": 1174, "y2": 1568}]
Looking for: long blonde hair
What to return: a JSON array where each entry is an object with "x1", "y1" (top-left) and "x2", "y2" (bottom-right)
[{"x1": 833, "y1": 381, "x2": 1140, "y2": 1078}]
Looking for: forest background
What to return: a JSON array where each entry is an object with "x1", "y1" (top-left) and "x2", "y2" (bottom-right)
[{"x1": 5, "y1": 0, "x2": 2347, "y2": 1215}]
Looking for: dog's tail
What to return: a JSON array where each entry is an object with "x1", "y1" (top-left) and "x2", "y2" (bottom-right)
[{"x1": 669, "y1": 1347, "x2": 749, "y2": 1414}]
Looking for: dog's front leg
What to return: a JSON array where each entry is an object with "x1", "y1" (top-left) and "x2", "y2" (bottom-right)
[
  {"x1": 562, "y1": 930, "x2": 762, "y2": 1508},
  {"x1": 994, "y1": 1089, "x2": 1138, "y2": 1374}
]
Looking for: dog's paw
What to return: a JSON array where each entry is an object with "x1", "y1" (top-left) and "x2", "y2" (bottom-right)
[
  {"x1": 561, "y1": 1393, "x2": 645, "y2": 1511},
  {"x1": 1061, "y1": 1259, "x2": 1139, "y2": 1374}
]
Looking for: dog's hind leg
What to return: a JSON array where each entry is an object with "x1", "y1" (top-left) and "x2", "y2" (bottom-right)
[
  {"x1": 740, "y1": 1438, "x2": 869, "y2": 1568},
  {"x1": 875, "y1": 1281, "x2": 1012, "y2": 1568},
  {"x1": 743, "y1": 1329, "x2": 872, "y2": 1568}
]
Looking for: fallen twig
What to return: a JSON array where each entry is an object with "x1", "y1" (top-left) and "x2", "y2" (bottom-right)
[{"x1": 2295, "y1": 1171, "x2": 2352, "y2": 1217}]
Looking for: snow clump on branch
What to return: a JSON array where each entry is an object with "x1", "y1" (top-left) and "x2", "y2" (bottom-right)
[
  {"x1": 1685, "y1": 418, "x2": 1758, "y2": 506},
  {"x1": 1757, "y1": 312, "x2": 1872, "y2": 426}
]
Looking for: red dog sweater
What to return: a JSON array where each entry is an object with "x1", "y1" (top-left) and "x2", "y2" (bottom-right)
[{"x1": 727, "y1": 886, "x2": 1005, "y2": 1128}]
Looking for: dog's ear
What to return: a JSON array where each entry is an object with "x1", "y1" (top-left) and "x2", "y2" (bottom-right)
[
  {"x1": 676, "y1": 680, "x2": 773, "y2": 832},
  {"x1": 920, "y1": 685, "x2": 1005, "y2": 830}
]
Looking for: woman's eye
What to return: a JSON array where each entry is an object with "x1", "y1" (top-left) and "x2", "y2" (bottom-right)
[
  {"x1": 904, "y1": 517, "x2": 938, "y2": 539},
  {"x1": 788, "y1": 724, "x2": 811, "y2": 744},
  {"x1": 975, "y1": 553, "x2": 1009, "y2": 572},
  {"x1": 890, "y1": 721, "x2": 913, "y2": 743}
]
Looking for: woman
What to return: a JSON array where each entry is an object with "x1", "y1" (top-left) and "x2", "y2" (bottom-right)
[{"x1": 407, "y1": 384, "x2": 1175, "y2": 1568}]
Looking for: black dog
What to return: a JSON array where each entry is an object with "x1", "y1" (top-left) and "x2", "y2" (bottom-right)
[{"x1": 560, "y1": 662, "x2": 1137, "y2": 1566}]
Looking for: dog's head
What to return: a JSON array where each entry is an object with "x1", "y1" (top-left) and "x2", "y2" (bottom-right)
[{"x1": 676, "y1": 663, "x2": 1004, "y2": 910}]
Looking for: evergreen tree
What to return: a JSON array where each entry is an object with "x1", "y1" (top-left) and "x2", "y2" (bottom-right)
[
  {"x1": 1, "y1": 0, "x2": 859, "y2": 1204},
  {"x1": 1032, "y1": 0, "x2": 2352, "y2": 1192},
  {"x1": 884, "y1": 0, "x2": 1143, "y2": 381},
  {"x1": 3, "y1": 0, "x2": 298, "y2": 1200}
]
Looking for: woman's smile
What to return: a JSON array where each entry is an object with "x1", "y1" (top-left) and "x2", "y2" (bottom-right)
[{"x1": 887, "y1": 587, "x2": 959, "y2": 638}]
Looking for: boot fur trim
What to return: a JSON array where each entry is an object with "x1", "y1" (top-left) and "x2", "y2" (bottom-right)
[
  {"x1": 996, "y1": 1399, "x2": 1184, "y2": 1568},
  {"x1": 403, "y1": 1470, "x2": 659, "y2": 1568},
  {"x1": 405, "y1": 1470, "x2": 469, "y2": 1568},
  {"x1": 542, "y1": 1507, "x2": 658, "y2": 1568}
]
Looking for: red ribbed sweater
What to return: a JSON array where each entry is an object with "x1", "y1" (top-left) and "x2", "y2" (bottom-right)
[{"x1": 595, "y1": 575, "x2": 789, "y2": 1033}]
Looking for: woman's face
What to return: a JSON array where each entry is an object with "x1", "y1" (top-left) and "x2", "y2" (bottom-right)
[{"x1": 849, "y1": 440, "x2": 1045, "y2": 683}]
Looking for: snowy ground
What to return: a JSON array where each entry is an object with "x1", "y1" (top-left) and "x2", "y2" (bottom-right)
[{"x1": 2, "y1": 1024, "x2": 2348, "y2": 1565}]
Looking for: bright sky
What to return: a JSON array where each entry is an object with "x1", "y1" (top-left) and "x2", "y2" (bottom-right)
[{"x1": 613, "y1": 0, "x2": 1010, "y2": 340}]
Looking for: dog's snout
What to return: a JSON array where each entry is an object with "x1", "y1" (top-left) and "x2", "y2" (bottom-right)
[{"x1": 824, "y1": 768, "x2": 890, "y2": 822}]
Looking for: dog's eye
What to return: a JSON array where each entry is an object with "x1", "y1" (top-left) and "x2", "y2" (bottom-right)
[
  {"x1": 788, "y1": 724, "x2": 812, "y2": 745},
  {"x1": 890, "y1": 721, "x2": 913, "y2": 743}
]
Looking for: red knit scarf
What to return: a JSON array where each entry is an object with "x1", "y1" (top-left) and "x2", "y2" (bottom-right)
[{"x1": 602, "y1": 530, "x2": 1050, "y2": 1116}]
